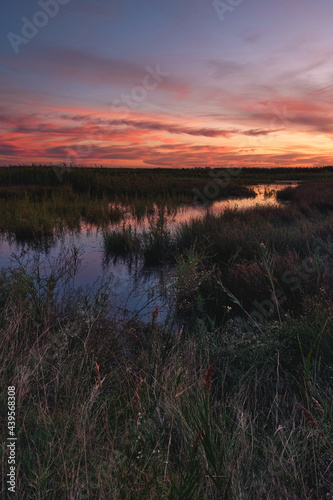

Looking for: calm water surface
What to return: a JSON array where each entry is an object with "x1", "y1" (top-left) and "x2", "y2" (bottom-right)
[{"x1": 0, "y1": 183, "x2": 295, "y2": 320}]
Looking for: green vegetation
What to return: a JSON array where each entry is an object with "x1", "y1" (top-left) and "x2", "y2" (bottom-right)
[
  {"x1": 104, "y1": 181, "x2": 333, "y2": 325},
  {"x1": 0, "y1": 185, "x2": 123, "y2": 239},
  {"x1": 1, "y1": 169, "x2": 333, "y2": 498},
  {"x1": 2, "y1": 164, "x2": 333, "y2": 191},
  {"x1": 0, "y1": 165, "x2": 258, "y2": 239},
  {"x1": 0, "y1": 164, "x2": 333, "y2": 239},
  {"x1": 277, "y1": 180, "x2": 333, "y2": 210},
  {"x1": 0, "y1": 164, "x2": 257, "y2": 200},
  {"x1": 0, "y1": 249, "x2": 332, "y2": 499}
]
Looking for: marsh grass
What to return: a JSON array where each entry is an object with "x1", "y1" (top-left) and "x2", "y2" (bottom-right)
[
  {"x1": 2, "y1": 168, "x2": 333, "y2": 497},
  {"x1": 0, "y1": 185, "x2": 124, "y2": 239},
  {"x1": 0, "y1": 166, "x2": 260, "y2": 239},
  {"x1": 103, "y1": 223, "x2": 141, "y2": 256},
  {"x1": 104, "y1": 210, "x2": 175, "y2": 265},
  {"x1": 104, "y1": 201, "x2": 333, "y2": 324},
  {"x1": 1, "y1": 165, "x2": 332, "y2": 240},
  {"x1": 277, "y1": 180, "x2": 333, "y2": 211},
  {"x1": 0, "y1": 251, "x2": 332, "y2": 499}
]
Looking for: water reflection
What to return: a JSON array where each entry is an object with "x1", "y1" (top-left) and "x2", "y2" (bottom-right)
[
  {"x1": 0, "y1": 183, "x2": 296, "y2": 319},
  {"x1": 110, "y1": 183, "x2": 294, "y2": 231}
]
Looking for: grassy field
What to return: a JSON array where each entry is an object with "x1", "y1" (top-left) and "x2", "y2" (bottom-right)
[
  {"x1": 0, "y1": 164, "x2": 259, "y2": 201},
  {"x1": 104, "y1": 181, "x2": 333, "y2": 323},
  {"x1": 0, "y1": 164, "x2": 332, "y2": 239},
  {"x1": 0, "y1": 165, "x2": 259, "y2": 239},
  {"x1": 2, "y1": 164, "x2": 333, "y2": 190},
  {"x1": 1, "y1": 168, "x2": 333, "y2": 498},
  {"x1": 0, "y1": 248, "x2": 332, "y2": 499}
]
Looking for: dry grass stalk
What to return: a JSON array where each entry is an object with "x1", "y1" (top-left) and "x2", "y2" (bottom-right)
[
  {"x1": 152, "y1": 305, "x2": 159, "y2": 320},
  {"x1": 203, "y1": 364, "x2": 214, "y2": 392},
  {"x1": 177, "y1": 325, "x2": 183, "y2": 343},
  {"x1": 164, "y1": 413, "x2": 174, "y2": 482},
  {"x1": 297, "y1": 403, "x2": 319, "y2": 427},
  {"x1": 94, "y1": 361, "x2": 103, "y2": 389},
  {"x1": 193, "y1": 430, "x2": 203, "y2": 448},
  {"x1": 175, "y1": 383, "x2": 196, "y2": 399},
  {"x1": 133, "y1": 374, "x2": 143, "y2": 423},
  {"x1": 312, "y1": 397, "x2": 324, "y2": 415}
]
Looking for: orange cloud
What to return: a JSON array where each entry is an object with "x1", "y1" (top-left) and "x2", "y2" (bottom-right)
[{"x1": 1, "y1": 98, "x2": 333, "y2": 168}]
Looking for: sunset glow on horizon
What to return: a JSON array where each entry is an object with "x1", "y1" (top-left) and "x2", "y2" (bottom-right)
[{"x1": 1, "y1": 0, "x2": 333, "y2": 168}]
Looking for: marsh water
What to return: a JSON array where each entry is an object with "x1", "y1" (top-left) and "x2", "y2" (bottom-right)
[{"x1": 0, "y1": 183, "x2": 294, "y2": 320}]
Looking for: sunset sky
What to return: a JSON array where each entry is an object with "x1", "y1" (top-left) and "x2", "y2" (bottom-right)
[{"x1": 1, "y1": 0, "x2": 333, "y2": 168}]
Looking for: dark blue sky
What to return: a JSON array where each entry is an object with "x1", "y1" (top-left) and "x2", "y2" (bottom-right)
[{"x1": 1, "y1": 0, "x2": 333, "y2": 167}]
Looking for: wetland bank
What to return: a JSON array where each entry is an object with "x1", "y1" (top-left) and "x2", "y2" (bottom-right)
[{"x1": 1, "y1": 165, "x2": 333, "y2": 499}]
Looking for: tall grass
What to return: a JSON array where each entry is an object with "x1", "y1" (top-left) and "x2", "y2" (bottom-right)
[
  {"x1": 1, "y1": 166, "x2": 332, "y2": 239},
  {"x1": 2, "y1": 172, "x2": 333, "y2": 497},
  {"x1": 104, "y1": 210, "x2": 175, "y2": 265},
  {"x1": 277, "y1": 180, "x2": 333, "y2": 211},
  {"x1": 0, "y1": 165, "x2": 258, "y2": 202},
  {"x1": 104, "y1": 200, "x2": 333, "y2": 325},
  {"x1": 0, "y1": 185, "x2": 123, "y2": 239},
  {"x1": 0, "y1": 166, "x2": 260, "y2": 239},
  {"x1": 0, "y1": 251, "x2": 332, "y2": 498}
]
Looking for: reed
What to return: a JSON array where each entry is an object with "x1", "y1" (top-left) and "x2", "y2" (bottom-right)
[
  {"x1": 1, "y1": 250, "x2": 332, "y2": 498},
  {"x1": 104, "y1": 200, "x2": 333, "y2": 325},
  {"x1": 1, "y1": 168, "x2": 333, "y2": 497},
  {"x1": 277, "y1": 180, "x2": 333, "y2": 211}
]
